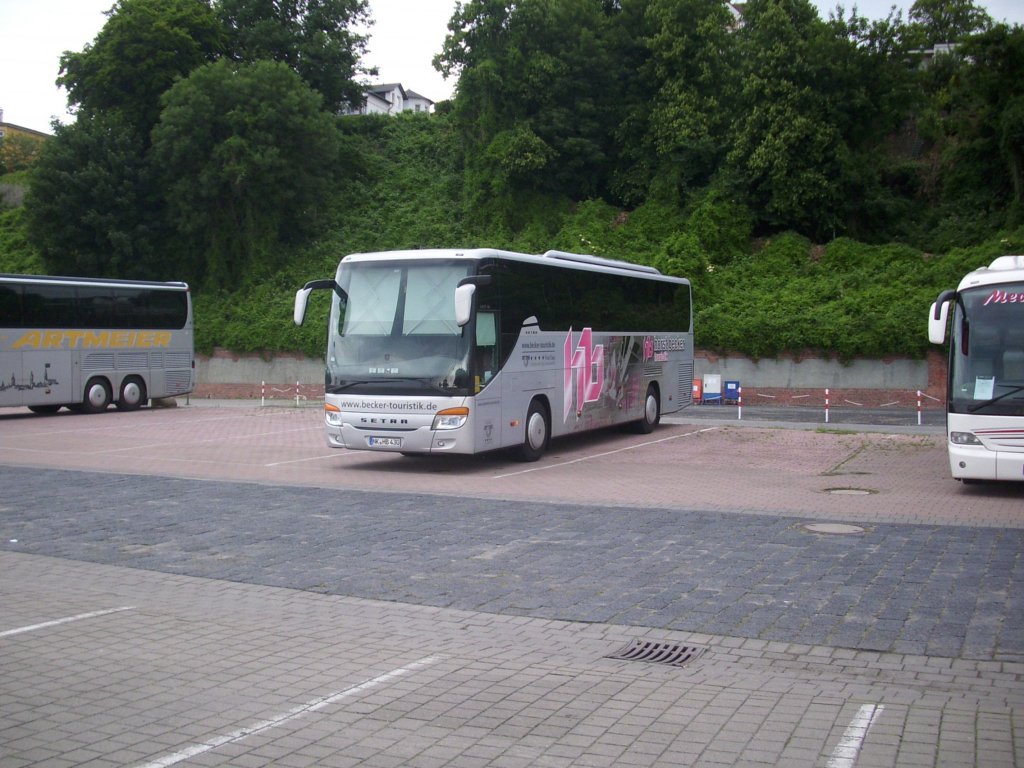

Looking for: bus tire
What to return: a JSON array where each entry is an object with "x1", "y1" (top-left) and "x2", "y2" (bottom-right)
[
  {"x1": 116, "y1": 376, "x2": 147, "y2": 411},
  {"x1": 82, "y1": 377, "x2": 112, "y2": 414},
  {"x1": 632, "y1": 384, "x2": 660, "y2": 434},
  {"x1": 518, "y1": 399, "x2": 549, "y2": 462}
]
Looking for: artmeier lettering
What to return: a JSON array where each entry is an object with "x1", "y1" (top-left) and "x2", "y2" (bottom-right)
[{"x1": 12, "y1": 330, "x2": 173, "y2": 350}]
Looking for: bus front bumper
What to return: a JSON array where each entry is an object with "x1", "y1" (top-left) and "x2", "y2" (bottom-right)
[
  {"x1": 326, "y1": 422, "x2": 472, "y2": 454},
  {"x1": 949, "y1": 443, "x2": 1024, "y2": 481}
]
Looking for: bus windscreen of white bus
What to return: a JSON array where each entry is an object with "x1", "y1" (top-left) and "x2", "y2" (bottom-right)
[
  {"x1": 948, "y1": 282, "x2": 1024, "y2": 416},
  {"x1": 326, "y1": 260, "x2": 474, "y2": 395}
]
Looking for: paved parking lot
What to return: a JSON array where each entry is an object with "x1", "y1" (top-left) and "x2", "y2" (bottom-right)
[{"x1": 1, "y1": 401, "x2": 1022, "y2": 767}]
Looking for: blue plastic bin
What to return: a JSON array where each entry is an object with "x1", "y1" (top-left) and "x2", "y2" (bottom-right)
[{"x1": 724, "y1": 380, "x2": 741, "y2": 403}]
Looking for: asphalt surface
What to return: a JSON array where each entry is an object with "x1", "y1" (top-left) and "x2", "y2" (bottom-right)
[
  {"x1": 0, "y1": 463, "x2": 1020, "y2": 661},
  {"x1": 1, "y1": 400, "x2": 1022, "y2": 767}
]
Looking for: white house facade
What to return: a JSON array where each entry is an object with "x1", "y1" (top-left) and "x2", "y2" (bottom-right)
[{"x1": 346, "y1": 83, "x2": 435, "y2": 116}]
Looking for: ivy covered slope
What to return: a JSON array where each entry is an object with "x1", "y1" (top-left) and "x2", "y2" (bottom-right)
[
  {"x1": 187, "y1": 112, "x2": 1024, "y2": 362},
  {"x1": 189, "y1": 113, "x2": 471, "y2": 359},
  {"x1": 1, "y1": 114, "x2": 1019, "y2": 362},
  {"x1": 180, "y1": 119, "x2": 1024, "y2": 364}
]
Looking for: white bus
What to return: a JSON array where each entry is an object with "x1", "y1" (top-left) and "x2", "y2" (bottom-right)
[
  {"x1": 0, "y1": 274, "x2": 195, "y2": 414},
  {"x1": 928, "y1": 255, "x2": 1024, "y2": 481},
  {"x1": 295, "y1": 248, "x2": 693, "y2": 460}
]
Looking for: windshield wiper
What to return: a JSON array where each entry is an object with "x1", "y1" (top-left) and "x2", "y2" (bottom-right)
[
  {"x1": 327, "y1": 377, "x2": 457, "y2": 396},
  {"x1": 967, "y1": 383, "x2": 1024, "y2": 412},
  {"x1": 328, "y1": 380, "x2": 375, "y2": 392}
]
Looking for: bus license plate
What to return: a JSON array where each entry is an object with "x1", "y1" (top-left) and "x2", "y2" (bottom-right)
[{"x1": 368, "y1": 436, "x2": 402, "y2": 448}]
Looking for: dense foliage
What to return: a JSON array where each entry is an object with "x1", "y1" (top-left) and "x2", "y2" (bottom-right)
[
  {"x1": 25, "y1": 0, "x2": 371, "y2": 288},
  {"x1": 2, "y1": 0, "x2": 1023, "y2": 362}
]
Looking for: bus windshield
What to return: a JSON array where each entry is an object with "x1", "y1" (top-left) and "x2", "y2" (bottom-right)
[
  {"x1": 326, "y1": 259, "x2": 473, "y2": 395},
  {"x1": 949, "y1": 282, "x2": 1024, "y2": 416}
]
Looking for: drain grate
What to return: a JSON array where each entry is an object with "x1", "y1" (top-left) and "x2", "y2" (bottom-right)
[{"x1": 605, "y1": 639, "x2": 706, "y2": 667}]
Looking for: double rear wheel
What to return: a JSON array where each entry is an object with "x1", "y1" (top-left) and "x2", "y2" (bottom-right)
[{"x1": 116, "y1": 376, "x2": 147, "y2": 411}]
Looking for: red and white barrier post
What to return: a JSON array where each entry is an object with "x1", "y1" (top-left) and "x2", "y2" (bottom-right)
[
  {"x1": 917, "y1": 390, "x2": 922, "y2": 426},
  {"x1": 261, "y1": 380, "x2": 266, "y2": 407},
  {"x1": 825, "y1": 388, "x2": 830, "y2": 424},
  {"x1": 737, "y1": 386, "x2": 743, "y2": 421}
]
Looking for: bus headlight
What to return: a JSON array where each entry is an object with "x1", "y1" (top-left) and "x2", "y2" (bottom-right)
[
  {"x1": 950, "y1": 431, "x2": 982, "y2": 446},
  {"x1": 432, "y1": 407, "x2": 469, "y2": 430},
  {"x1": 325, "y1": 403, "x2": 343, "y2": 426}
]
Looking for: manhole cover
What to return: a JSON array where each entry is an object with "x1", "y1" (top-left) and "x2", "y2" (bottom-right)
[
  {"x1": 824, "y1": 487, "x2": 876, "y2": 496},
  {"x1": 802, "y1": 522, "x2": 867, "y2": 535},
  {"x1": 605, "y1": 639, "x2": 705, "y2": 667}
]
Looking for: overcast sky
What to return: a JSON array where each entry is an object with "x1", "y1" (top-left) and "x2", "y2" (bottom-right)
[{"x1": 1, "y1": 0, "x2": 1022, "y2": 134}]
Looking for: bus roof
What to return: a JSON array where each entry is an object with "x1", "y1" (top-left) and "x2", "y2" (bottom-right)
[
  {"x1": 0, "y1": 273, "x2": 189, "y2": 291},
  {"x1": 957, "y1": 255, "x2": 1024, "y2": 292},
  {"x1": 340, "y1": 248, "x2": 689, "y2": 284}
]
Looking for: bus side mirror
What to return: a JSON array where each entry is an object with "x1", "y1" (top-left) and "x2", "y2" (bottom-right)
[
  {"x1": 928, "y1": 301, "x2": 949, "y2": 344},
  {"x1": 294, "y1": 287, "x2": 313, "y2": 326},
  {"x1": 928, "y1": 289, "x2": 956, "y2": 344},
  {"x1": 454, "y1": 283, "x2": 475, "y2": 327},
  {"x1": 293, "y1": 279, "x2": 339, "y2": 326}
]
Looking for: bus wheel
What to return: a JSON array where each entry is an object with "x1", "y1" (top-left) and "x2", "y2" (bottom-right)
[
  {"x1": 116, "y1": 376, "x2": 147, "y2": 411},
  {"x1": 28, "y1": 405, "x2": 61, "y2": 415},
  {"x1": 518, "y1": 399, "x2": 549, "y2": 462},
  {"x1": 632, "y1": 385, "x2": 660, "y2": 434},
  {"x1": 82, "y1": 377, "x2": 112, "y2": 413}
]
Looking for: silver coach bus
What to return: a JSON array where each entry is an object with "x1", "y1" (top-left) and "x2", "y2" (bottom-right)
[
  {"x1": 0, "y1": 274, "x2": 195, "y2": 414},
  {"x1": 294, "y1": 248, "x2": 693, "y2": 461}
]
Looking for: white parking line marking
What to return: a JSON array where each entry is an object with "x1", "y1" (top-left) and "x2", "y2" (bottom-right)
[
  {"x1": 494, "y1": 427, "x2": 719, "y2": 478},
  {"x1": 826, "y1": 703, "x2": 885, "y2": 768},
  {"x1": 133, "y1": 656, "x2": 441, "y2": 768},
  {"x1": 265, "y1": 453, "x2": 345, "y2": 467},
  {"x1": 0, "y1": 606, "x2": 135, "y2": 638}
]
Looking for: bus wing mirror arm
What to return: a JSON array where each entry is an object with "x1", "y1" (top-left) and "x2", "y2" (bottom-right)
[{"x1": 294, "y1": 279, "x2": 339, "y2": 326}]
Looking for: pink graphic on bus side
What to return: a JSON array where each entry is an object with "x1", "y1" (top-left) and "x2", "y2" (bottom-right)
[
  {"x1": 643, "y1": 335, "x2": 655, "y2": 361},
  {"x1": 564, "y1": 327, "x2": 604, "y2": 422}
]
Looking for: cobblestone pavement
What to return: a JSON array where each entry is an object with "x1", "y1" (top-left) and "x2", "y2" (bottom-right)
[{"x1": 1, "y1": 402, "x2": 1022, "y2": 767}]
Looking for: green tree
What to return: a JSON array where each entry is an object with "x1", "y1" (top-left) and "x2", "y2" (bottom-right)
[
  {"x1": 939, "y1": 24, "x2": 1024, "y2": 225},
  {"x1": 25, "y1": 116, "x2": 170, "y2": 279},
  {"x1": 437, "y1": 0, "x2": 622, "y2": 214},
  {"x1": 216, "y1": 0, "x2": 373, "y2": 112},
  {"x1": 726, "y1": 0, "x2": 916, "y2": 240},
  {"x1": 636, "y1": 0, "x2": 739, "y2": 203},
  {"x1": 150, "y1": 59, "x2": 345, "y2": 287},
  {"x1": 0, "y1": 133, "x2": 46, "y2": 173},
  {"x1": 58, "y1": 0, "x2": 225, "y2": 134},
  {"x1": 726, "y1": 0, "x2": 847, "y2": 236},
  {"x1": 908, "y1": 0, "x2": 991, "y2": 45}
]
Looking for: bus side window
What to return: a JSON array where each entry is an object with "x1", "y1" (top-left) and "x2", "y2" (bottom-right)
[
  {"x1": 476, "y1": 311, "x2": 498, "y2": 383},
  {"x1": 0, "y1": 284, "x2": 22, "y2": 326},
  {"x1": 1005, "y1": 351, "x2": 1024, "y2": 381}
]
